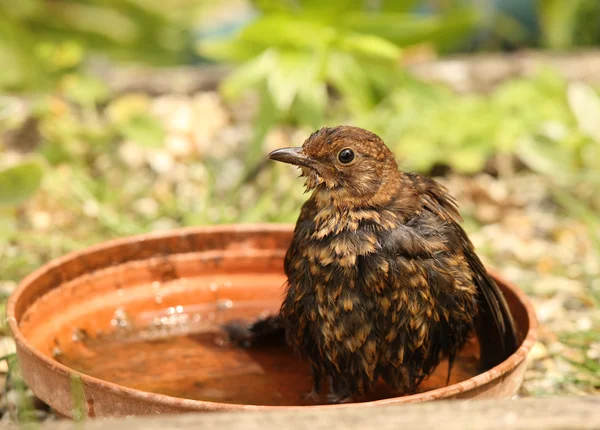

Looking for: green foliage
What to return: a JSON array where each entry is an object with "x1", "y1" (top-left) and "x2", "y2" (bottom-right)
[
  {"x1": 107, "y1": 94, "x2": 165, "y2": 148},
  {"x1": 538, "y1": 0, "x2": 600, "y2": 48},
  {"x1": 357, "y1": 70, "x2": 573, "y2": 173},
  {"x1": 71, "y1": 374, "x2": 86, "y2": 421},
  {"x1": 560, "y1": 330, "x2": 600, "y2": 388},
  {"x1": 198, "y1": 0, "x2": 478, "y2": 172},
  {"x1": 0, "y1": 159, "x2": 44, "y2": 208},
  {"x1": 0, "y1": 0, "x2": 198, "y2": 91},
  {"x1": 201, "y1": 1, "x2": 477, "y2": 117},
  {"x1": 2, "y1": 353, "x2": 40, "y2": 423}
]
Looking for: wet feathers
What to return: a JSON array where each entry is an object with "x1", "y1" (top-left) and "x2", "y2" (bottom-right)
[{"x1": 231, "y1": 125, "x2": 518, "y2": 402}]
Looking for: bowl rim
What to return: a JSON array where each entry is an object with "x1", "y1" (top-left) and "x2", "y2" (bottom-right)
[{"x1": 7, "y1": 223, "x2": 538, "y2": 412}]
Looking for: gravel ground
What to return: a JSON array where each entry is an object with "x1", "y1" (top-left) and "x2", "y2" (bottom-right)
[{"x1": 0, "y1": 88, "x2": 598, "y2": 423}]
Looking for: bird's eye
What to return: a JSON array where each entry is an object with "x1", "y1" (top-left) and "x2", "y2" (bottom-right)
[{"x1": 337, "y1": 148, "x2": 355, "y2": 164}]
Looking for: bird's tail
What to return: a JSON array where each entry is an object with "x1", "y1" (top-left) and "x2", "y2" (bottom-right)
[
  {"x1": 474, "y1": 272, "x2": 519, "y2": 370},
  {"x1": 221, "y1": 314, "x2": 285, "y2": 348}
]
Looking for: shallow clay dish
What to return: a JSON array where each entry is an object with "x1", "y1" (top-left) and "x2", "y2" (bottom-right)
[{"x1": 7, "y1": 224, "x2": 537, "y2": 418}]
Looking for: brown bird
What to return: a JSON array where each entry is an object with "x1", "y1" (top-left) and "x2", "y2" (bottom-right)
[{"x1": 228, "y1": 125, "x2": 518, "y2": 403}]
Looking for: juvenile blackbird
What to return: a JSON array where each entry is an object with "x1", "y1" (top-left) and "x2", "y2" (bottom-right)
[{"x1": 230, "y1": 125, "x2": 518, "y2": 403}]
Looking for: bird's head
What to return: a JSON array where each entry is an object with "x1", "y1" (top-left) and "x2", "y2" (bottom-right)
[{"x1": 268, "y1": 126, "x2": 402, "y2": 206}]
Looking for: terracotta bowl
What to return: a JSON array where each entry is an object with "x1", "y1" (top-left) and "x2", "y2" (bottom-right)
[{"x1": 7, "y1": 224, "x2": 537, "y2": 418}]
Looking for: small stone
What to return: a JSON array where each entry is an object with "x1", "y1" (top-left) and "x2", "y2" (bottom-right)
[
  {"x1": 192, "y1": 92, "x2": 229, "y2": 133},
  {"x1": 575, "y1": 316, "x2": 593, "y2": 331},
  {"x1": 83, "y1": 200, "x2": 100, "y2": 218},
  {"x1": 213, "y1": 159, "x2": 244, "y2": 192},
  {"x1": 535, "y1": 296, "x2": 566, "y2": 323},
  {"x1": 531, "y1": 277, "x2": 583, "y2": 297},
  {"x1": 147, "y1": 150, "x2": 175, "y2": 174},
  {"x1": 118, "y1": 140, "x2": 147, "y2": 169},
  {"x1": 528, "y1": 342, "x2": 548, "y2": 362},
  {"x1": 29, "y1": 211, "x2": 52, "y2": 231},
  {"x1": 151, "y1": 217, "x2": 178, "y2": 231},
  {"x1": 133, "y1": 198, "x2": 159, "y2": 218},
  {"x1": 0, "y1": 281, "x2": 16, "y2": 297},
  {"x1": 152, "y1": 95, "x2": 194, "y2": 133},
  {"x1": 586, "y1": 342, "x2": 600, "y2": 360},
  {"x1": 0, "y1": 337, "x2": 16, "y2": 373},
  {"x1": 165, "y1": 133, "x2": 195, "y2": 158}
]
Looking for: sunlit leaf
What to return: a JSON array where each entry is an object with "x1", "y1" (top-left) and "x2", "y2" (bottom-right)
[
  {"x1": 268, "y1": 51, "x2": 321, "y2": 111},
  {"x1": 339, "y1": 32, "x2": 401, "y2": 61},
  {"x1": 327, "y1": 51, "x2": 375, "y2": 113},
  {"x1": 60, "y1": 74, "x2": 110, "y2": 106},
  {"x1": 0, "y1": 209, "x2": 17, "y2": 240},
  {"x1": 196, "y1": 38, "x2": 263, "y2": 63},
  {"x1": 298, "y1": 0, "x2": 364, "y2": 14},
  {"x1": 106, "y1": 93, "x2": 152, "y2": 124},
  {"x1": 567, "y1": 82, "x2": 600, "y2": 143},
  {"x1": 344, "y1": 9, "x2": 476, "y2": 50},
  {"x1": 253, "y1": 0, "x2": 299, "y2": 14},
  {"x1": 380, "y1": 0, "x2": 419, "y2": 13},
  {"x1": 539, "y1": 0, "x2": 586, "y2": 48},
  {"x1": 45, "y1": 2, "x2": 139, "y2": 44},
  {"x1": 118, "y1": 114, "x2": 165, "y2": 148},
  {"x1": 220, "y1": 50, "x2": 276, "y2": 99},
  {"x1": 242, "y1": 87, "x2": 280, "y2": 170},
  {"x1": 0, "y1": 159, "x2": 44, "y2": 207},
  {"x1": 238, "y1": 15, "x2": 336, "y2": 50},
  {"x1": 0, "y1": 14, "x2": 48, "y2": 90},
  {"x1": 517, "y1": 137, "x2": 576, "y2": 179},
  {"x1": 293, "y1": 82, "x2": 328, "y2": 128},
  {"x1": 447, "y1": 147, "x2": 488, "y2": 174}
]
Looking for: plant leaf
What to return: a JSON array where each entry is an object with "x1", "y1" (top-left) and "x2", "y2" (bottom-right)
[
  {"x1": 339, "y1": 32, "x2": 401, "y2": 61},
  {"x1": 327, "y1": 51, "x2": 374, "y2": 113},
  {"x1": 61, "y1": 74, "x2": 110, "y2": 106},
  {"x1": 517, "y1": 136, "x2": 575, "y2": 180},
  {"x1": 118, "y1": 114, "x2": 165, "y2": 148},
  {"x1": 268, "y1": 51, "x2": 321, "y2": 111},
  {"x1": 568, "y1": 82, "x2": 600, "y2": 143},
  {"x1": 238, "y1": 15, "x2": 336, "y2": 50},
  {"x1": 0, "y1": 159, "x2": 44, "y2": 207},
  {"x1": 220, "y1": 50, "x2": 276, "y2": 100},
  {"x1": 196, "y1": 38, "x2": 263, "y2": 63},
  {"x1": 344, "y1": 9, "x2": 476, "y2": 50}
]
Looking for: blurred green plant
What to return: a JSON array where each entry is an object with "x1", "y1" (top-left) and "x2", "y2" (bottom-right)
[
  {"x1": 0, "y1": 0, "x2": 200, "y2": 91},
  {"x1": 516, "y1": 80, "x2": 600, "y2": 249},
  {"x1": 0, "y1": 159, "x2": 44, "y2": 208},
  {"x1": 2, "y1": 353, "x2": 40, "y2": 423},
  {"x1": 359, "y1": 70, "x2": 572, "y2": 172},
  {"x1": 538, "y1": 0, "x2": 600, "y2": 48},
  {"x1": 198, "y1": 0, "x2": 478, "y2": 167}
]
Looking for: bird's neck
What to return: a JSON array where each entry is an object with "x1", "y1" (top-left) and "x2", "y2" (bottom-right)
[
  {"x1": 308, "y1": 174, "x2": 418, "y2": 235},
  {"x1": 311, "y1": 172, "x2": 417, "y2": 214}
]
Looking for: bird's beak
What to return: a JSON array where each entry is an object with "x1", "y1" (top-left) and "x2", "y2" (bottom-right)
[{"x1": 267, "y1": 147, "x2": 316, "y2": 169}]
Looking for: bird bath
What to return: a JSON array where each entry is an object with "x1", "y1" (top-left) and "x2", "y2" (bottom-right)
[{"x1": 7, "y1": 224, "x2": 537, "y2": 418}]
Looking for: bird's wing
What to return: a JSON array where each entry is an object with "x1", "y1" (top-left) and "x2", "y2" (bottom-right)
[
  {"x1": 284, "y1": 197, "x2": 318, "y2": 277},
  {"x1": 407, "y1": 173, "x2": 462, "y2": 223},
  {"x1": 452, "y1": 224, "x2": 519, "y2": 368},
  {"x1": 409, "y1": 173, "x2": 519, "y2": 368}
]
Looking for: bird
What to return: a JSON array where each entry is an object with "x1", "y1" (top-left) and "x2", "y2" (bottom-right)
[{"x1": 226, "y1": 125, "x2": 518, "y2": 403}]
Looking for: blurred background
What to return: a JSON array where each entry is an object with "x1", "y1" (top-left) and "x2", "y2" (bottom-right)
[{"x1": 0, "y1": 0, "x2": 599, "y2": 421}]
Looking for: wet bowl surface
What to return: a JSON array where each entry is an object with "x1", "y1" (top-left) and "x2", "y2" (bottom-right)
[{"x1": 7, "y1": 224, "x2": 537, "y2": 418}]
